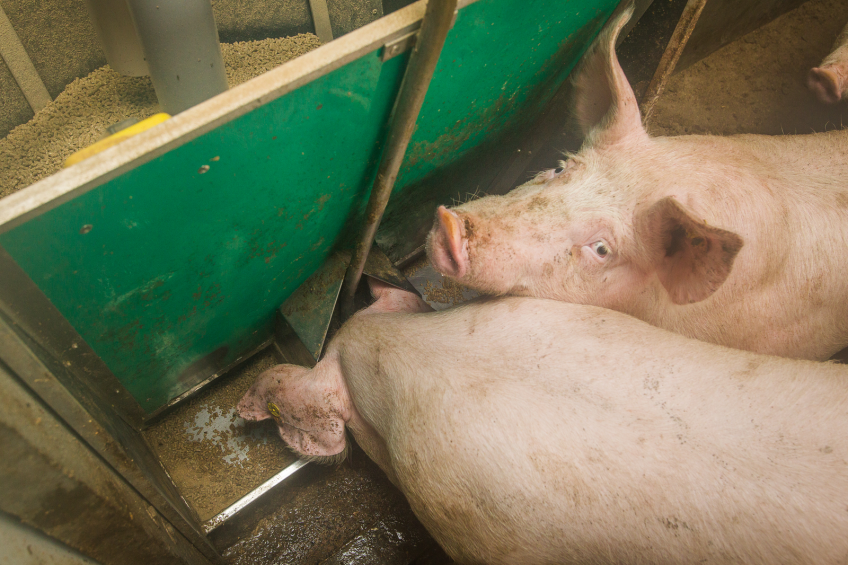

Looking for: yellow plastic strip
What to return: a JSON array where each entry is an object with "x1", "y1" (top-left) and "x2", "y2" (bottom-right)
[{"x1": 64, "y1": 113, "x2": 171, "y2": 167}]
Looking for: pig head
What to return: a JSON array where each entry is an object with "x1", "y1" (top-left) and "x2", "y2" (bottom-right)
[
  {"x1": 238, "y1": 279, "x2": 430, "y2": 468},
  {"x1": 427, "y1": 5, "x2": 848, "y2": 359},
  {"x1": 238, "y1": 362, "x2": 352, "y2": 464},
  {"x1": 428, "y1": 5, "x2": 743, "y2": 311}
]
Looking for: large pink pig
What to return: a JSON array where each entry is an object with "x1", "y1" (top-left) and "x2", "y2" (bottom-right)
[
  {"x1": 240, "y1": 281, "x2": 848, "y2": 565},
  {"x1": 809, "y1": 21, "x2": 848, "y2": 103},
  {"x1": 427, "y1": 6, "x2": 848, "y2": 360}
]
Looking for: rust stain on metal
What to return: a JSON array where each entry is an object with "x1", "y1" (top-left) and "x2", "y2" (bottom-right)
[
  {"x1": 403, "y1": 91, "x2": 519, "y2": 171},
  {"x1": 640, "y1": 0, "x2": 709, "y2": 121}
]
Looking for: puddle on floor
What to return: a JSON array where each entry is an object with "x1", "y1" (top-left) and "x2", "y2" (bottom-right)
[{"x1": 145, "y1": 347, "x2": 298, "y2": 521}]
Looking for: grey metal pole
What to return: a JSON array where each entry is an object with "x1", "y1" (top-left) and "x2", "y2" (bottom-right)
[
  {"x1": 339, "y1": 0, "x2": 457, "y2": 320},
  {"x1": 85, "y1": 0, "x2": 149, "y2": 77},
  {"x1": 125, "y1": 0, "x2": 229, "y2": 115}
]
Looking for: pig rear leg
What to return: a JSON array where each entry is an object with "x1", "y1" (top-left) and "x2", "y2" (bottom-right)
[
  {"x1": 809, "y1": 22, "x2": 848, "y2": 104},
  {"x1": 363, "y1": 276, "x2": 432, "y2": 315}
]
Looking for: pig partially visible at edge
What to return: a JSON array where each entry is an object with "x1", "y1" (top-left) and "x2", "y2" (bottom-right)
[
  {"x1": 427, "y1": 6, "x2": 848, "y2": 360},
  {"x1": 809, "y1": 21, "x2": 848, "y2": 103},
  {"x1": 239, "y1": 281, "x2": 848, "y2": 565}
]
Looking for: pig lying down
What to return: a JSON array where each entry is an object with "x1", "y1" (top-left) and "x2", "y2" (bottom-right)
[
  {"x1": 240, "y1": 282, "x2": 848, "y2": 565},
  {"x1": 427, "y1": 6, "x2": 848, "y2": 360},
  {"x1": 808, "y1": 21, "x2": 848, "y2": 104}
]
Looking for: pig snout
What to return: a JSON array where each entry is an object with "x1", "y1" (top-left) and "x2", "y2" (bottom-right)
[
  {"x1": 426, "y1": 206, "x2": 469, "y2": 279},
  {"x1": 807, "y1": 67, "x2": 844, "y2": 104},
  {"x1": 809, "y1": 22, "x2": 848, "y2": 104}
]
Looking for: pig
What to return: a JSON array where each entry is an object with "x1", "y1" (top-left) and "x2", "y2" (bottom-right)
[
  {"x1": 239, "y1": 280, "x2": 848, "y2": 565},
  {"x1": 426, "y1": 5, "x2": 848, "y2": 361},
  {"x1": 808, "y1": 21, "x2": 848, "y2": 104}
]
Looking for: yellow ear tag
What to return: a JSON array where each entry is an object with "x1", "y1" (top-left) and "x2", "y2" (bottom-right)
[{"x1": 267, "y1": 401, "x2": 282, "y2": 422}]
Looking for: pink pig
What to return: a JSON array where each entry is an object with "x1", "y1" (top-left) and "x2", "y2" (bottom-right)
[
  {"x1": 809, "y1": 21, "x2": 848, "y2": 103},
  {"x1": 239, "y1": 281, "x2": 848, "y2": 565},
  {"x1": 427, "y1": 6, "x2": 848, "y2": 361}
]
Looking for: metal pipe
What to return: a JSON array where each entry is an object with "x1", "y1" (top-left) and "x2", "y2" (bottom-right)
[
  {"x1": 639, "y1": 0, "x2": 708, "y2": 121},
  {"x1": 308, "y1": 0, "x2": 334, "y2": 44},
  {"x1": 339, "y1": 0, "x2": 458, "y2": 320},
  {"x1": 125, "y1": 0, "x2": 229, "y2": 115},
  {"x1": 85, "y1": 0, "x2": 148, "y2": 77},
  {"x1": 0, "y1": 5, "x2": 51, "y2": 112}
]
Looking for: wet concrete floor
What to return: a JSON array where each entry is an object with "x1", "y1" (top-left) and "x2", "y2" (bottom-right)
[
  {"x1": 145, "y1": 348, "x2": 299, "y2": 521},
  {"x1": 210, "y1": 444, "x2": 452, "y2": 565}
]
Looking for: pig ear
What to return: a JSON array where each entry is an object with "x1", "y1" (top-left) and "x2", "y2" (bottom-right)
[
  {"x1": 238, "y1": 385, "x2": 272, "y2": 421},
  {"x1": 237, "y1": 366, "x2": 288, "y2": 421},
  {"x1": 572, "y1": 4, "x2": 646, "y2": 146},
  {"x1": 638, "y1": 197, "x2": 744, "y2": 305}
]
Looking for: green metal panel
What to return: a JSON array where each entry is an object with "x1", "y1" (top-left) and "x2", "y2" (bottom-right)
[
  {"x1": 397, "y1": 0, "x2": 614, "y2": 188},
  {"x1": 0, "y1": 54, "x2": 406, "y2": 412},
  {"x1": 0, "y1": 0, "x2": 618, "y2": 413}
]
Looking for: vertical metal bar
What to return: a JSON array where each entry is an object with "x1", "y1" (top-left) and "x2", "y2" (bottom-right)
[
  {"x1": 0, "y1": 5, "x2": 51, "y2": 112},
  {"x1": 339, "y1": 0, "x2": 458, "y2": 320},
  {"x1": 309, "y1": 0, "x2": 335, "y2": 44},
  {"x1": 85, "y1": 0, "x2": 149, "y2": 77},
  {"x1": 639, "y1": 0, "x2": 708, "y2": 121},
  {"x1": 124, "y1": 0, "x2": 229, "y2": 115}
]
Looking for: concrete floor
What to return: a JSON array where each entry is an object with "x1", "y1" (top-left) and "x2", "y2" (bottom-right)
[{"x1": 210, "y1": 443, "x2": 452, "y2": 564}]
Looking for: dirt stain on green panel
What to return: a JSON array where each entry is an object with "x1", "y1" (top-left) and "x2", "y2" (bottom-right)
[{"x1": 405, "y1": 90, "x2": 519, "y2": 171}]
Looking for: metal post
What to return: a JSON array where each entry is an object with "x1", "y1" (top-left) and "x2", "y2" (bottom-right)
[
  {"x1": 125, "y1": 0, "x2": 229, "y2": 115},
  {"x1": 0, "y1": 5, "x2": 51, "y2": 113},
  {"x1": 639, "y1": 0, "x2": 708, "y2": 121},
  {"x1": 338, "y1": 0, "x2": 458, "y2": 320}
]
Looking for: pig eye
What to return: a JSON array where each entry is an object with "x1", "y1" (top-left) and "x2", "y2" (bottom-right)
[
  {"x1": 590, "y1": 240, "x2": 610, "y2": 258},
  {"x1": 554, "y1": 167, "x2": 564, "y2": 174}
]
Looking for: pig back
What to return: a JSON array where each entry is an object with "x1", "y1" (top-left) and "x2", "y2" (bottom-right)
[{"x1": 337, "y1": 298, "x2": 848, "y2": 564}]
